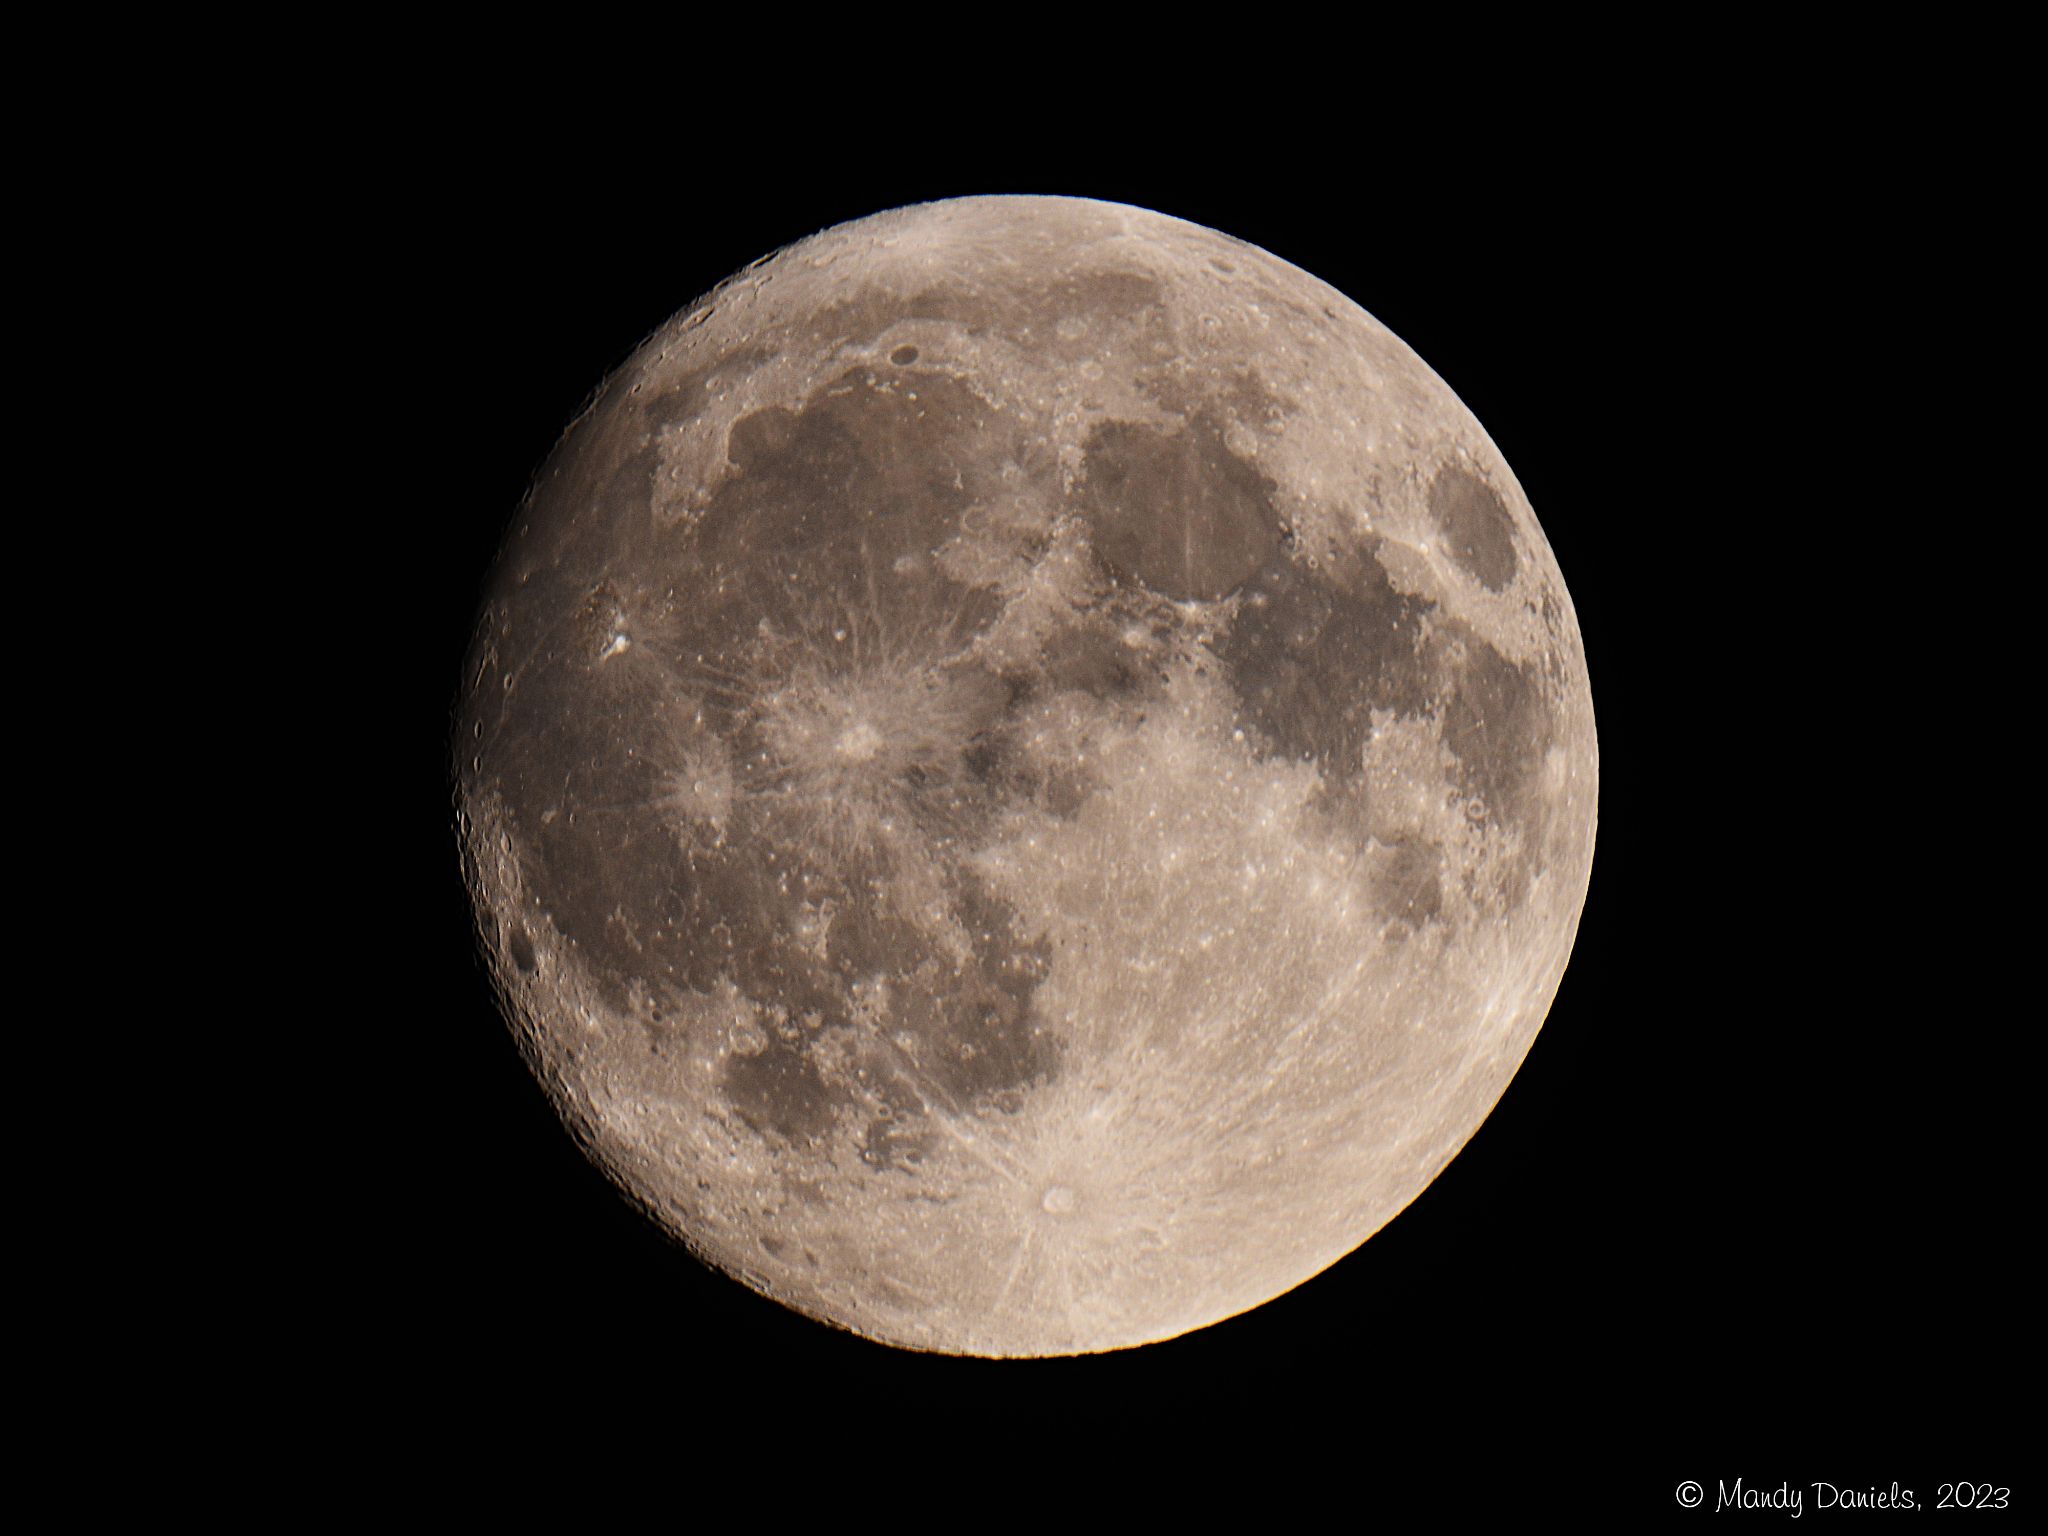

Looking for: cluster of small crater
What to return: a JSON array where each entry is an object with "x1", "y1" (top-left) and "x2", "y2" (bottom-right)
[{"x1": 814, "y1": 264, "x2": 1169, "y2": 360}]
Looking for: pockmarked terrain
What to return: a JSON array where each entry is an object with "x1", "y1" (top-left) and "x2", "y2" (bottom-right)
[{"x1": 455, "y1": 196, "x2": 1598, "y2": 1356}]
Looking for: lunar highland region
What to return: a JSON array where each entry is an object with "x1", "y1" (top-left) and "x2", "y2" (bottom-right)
[{"x1": 455, "y1": 195, "x2": 1598, "y2": 1356}]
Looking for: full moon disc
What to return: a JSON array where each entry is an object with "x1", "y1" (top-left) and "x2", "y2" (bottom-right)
[{"x1": 455, "y1": 195, "x2": 1597, "y2": 1355}]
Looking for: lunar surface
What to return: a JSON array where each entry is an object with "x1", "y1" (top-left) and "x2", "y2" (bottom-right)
[{"x1": 454, "y1": 195, "x2": 1597, "y2": 1355}]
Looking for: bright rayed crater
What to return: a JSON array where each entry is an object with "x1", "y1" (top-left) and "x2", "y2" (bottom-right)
[{"x1": 455, "y1": 195, "x2": 1598, "y2": 1356}]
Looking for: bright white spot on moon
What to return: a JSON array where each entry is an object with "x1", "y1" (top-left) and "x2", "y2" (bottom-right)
[{"x1": 835, "y1": 720, "x2": 883, "y2": 763}]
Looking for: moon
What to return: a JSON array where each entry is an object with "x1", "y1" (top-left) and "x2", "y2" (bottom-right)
[{"x1": 454, "y1": 195, "x2": 1597, "y2": 1356}]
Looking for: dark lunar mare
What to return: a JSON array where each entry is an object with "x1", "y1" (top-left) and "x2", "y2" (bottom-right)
[
  {"x1": 1079, "y1": 414, "x2": 1281, "y2": 602},
  {"x1": 1429, "y1": 463, "x2": 1519, "y2": 592},
  {"x1": 474, "y1": 364, "x2": 1088, "y2": 1166},
  {"x1": 1221, "y1": 536, "x2": 1438, "y2": 778},
  {"x1": 1213, "y1": 498, "x2": 1553, "y2": 920}
]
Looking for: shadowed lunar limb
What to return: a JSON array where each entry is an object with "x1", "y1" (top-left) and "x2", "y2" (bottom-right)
[{"x1": 456, "y1": 195, "x2": 1597, "y2": 1356}]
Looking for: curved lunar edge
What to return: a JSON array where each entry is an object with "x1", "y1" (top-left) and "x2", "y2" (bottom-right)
[{"x1": 454, "y1": 195, "x2": 1597, "y2": 1357}]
